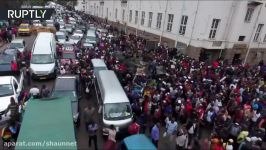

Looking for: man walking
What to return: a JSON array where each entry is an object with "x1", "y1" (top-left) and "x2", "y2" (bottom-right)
[
  {"x1": 4, "y1": 97, "x2": 19, "y2": 122},
  {"x1": 83, "y1": 106, "x2": 95, "y2": 127},
  {"x1": 87, "y1": 120, "x2": 98, "y2": 150},
  {"x1": 151, "y1": 121, "x2": 160, "y2": 147}
]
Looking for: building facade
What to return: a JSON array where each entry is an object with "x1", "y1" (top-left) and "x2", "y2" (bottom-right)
[{"x1": 77, "y1": 0, "x2": 266, "y2": 64}]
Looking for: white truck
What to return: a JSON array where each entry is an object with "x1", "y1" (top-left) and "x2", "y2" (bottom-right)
[{"x1": 0, "y1": 72, "x2": 24, "y2": 124}]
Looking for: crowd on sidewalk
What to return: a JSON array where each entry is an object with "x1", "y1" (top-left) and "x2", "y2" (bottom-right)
[{"x1": 78, "y1": 12, "x2": 266, "y2": 150}]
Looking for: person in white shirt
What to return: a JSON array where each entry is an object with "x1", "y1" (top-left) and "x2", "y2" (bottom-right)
[
  {"x1": 60, "y1": 66, "x2": 66, "y2": 75},
  {"x1": 166, "y1": 117, "x2": 178, "y2": 141},
  {"x1": 29, "y1": 85, "x2": 40, "y2": 98},
  {"x1": 176, "y1": 127, "x2": 188, "y2": 149},
  {"x1": 103, "y1": 125, "x2": 117, "y2": 150}
]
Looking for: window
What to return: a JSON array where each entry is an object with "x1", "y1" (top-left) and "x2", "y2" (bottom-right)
[
  {"x1": 244, "y1": 7, "x2": 254, "y2": 22},
  {"x1": 209, "y1": 19, "x2": 220, "y2": 39},
  {"x1": 148, "y1": 12, "x2": 153, "y2": 27},
  {"x1": 122, "y1": 9, "x2": 125, "y2": 22},
  {"x1": 129, "y1": 10, "x2": 132, "y2": 22},
  {"x1": 254, "y1": 24, "x2": 264, "y2": 42},
  {"x1": 115, "y1": 8, "x2": 118, "y2": 20},
  {"x1": 264, "y1": 34, "x2": 266, "y2": 42},
  {"x1": 238, "y1": 36, "x2": 245, "y2": 41},
  {"x1": 135, "y1": 11, "x2": 138, "y2": 24},
  {"x1": 156, "y1": 13, "x2": 162, "y2": 29},
  {"x1": 141, "y1": 11, "x2": 145, "y2": 25},
  {"x1": 167, "y1": 14, "x2": 174, "y2": 32},
  {"x1": 179, "y1": 15, "x2": 188, "y2": 35}
]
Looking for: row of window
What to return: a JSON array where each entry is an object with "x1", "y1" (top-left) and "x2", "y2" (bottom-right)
[{"x1": 92, "y1": 6, "x2": 266, "y2": 41}]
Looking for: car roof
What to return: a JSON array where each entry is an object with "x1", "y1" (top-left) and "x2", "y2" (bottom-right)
[
  {"x1": 123, "y1": 134, "x2": 157, "y2": 150},
  {"x1": 33, "y1": 32, "x2": 54, "y2": 54},
  {"x1": 98, "y1": 70, "x2": 129, "y2": 103},
  {"x1": 0, "y1": 76, "x2": 13, "y2": 84},
  {"x1": 54, "y1": 76, "x2": 76, "y2": 91},
  {"x1": 91, "y1": 59, "x2": 106, "y2": 67}
]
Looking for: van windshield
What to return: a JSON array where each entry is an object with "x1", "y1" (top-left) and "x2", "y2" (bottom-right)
[
  {"x1": 31, "y1": 54, "x2": 54, "y2": 64},
  {"x1": 104, "y1": 102, "x2": 132, "y2": 120}
]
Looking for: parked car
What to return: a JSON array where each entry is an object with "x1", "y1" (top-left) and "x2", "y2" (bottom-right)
[
  {"x1": 55, "y1": 31, "x2": 66, "y2": 45},
  {"x1": 0, "y1": 74, "x2": 24, "y2": 124},
  {"x1": 73, "y1": 29, "x2": 83, "y2": 37},
  {"x1": 65, "y1": 24, "x2": 74, "y2": 34},
  {"x1": 52, "y1": 76, "x2": 81, "y2": 127},
  {"x1": 8, "y1": 39, "x2": 26, "y2": 53},
  {"x1": 69, "y1": 34, "x2": 82, "y2": 45}
]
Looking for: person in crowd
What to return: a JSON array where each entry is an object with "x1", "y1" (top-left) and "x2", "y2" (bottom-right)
[
  {"x1": 40, "y1": 84, "x2": 50, "y2": 98},
  {"x1": 29, "y1": 85, "x2": 40, "y2": 99},
  {"x1": 103, "y1": 125, "x2": 117, "y2": 150},
  {"x1": 11, "y1": 61, "x2": 18, "y2": 72},
  {"x1": 60, "y1": 66, "x2": 66, "y2": 75},
  {"x1": 128, "y1": 117, "x2": 140, "y2": 135},
  {"x1": 176, "y1": 126, "x2": 188, "y2": 150},
  {"x1": 4, "y1": 97, "x2": 19, "y2": 122},
  {"x1": 151, "y1": 121, "x2": 160, "y2": 147},
  {"x1": 87, "y1": 120, "x2": 98, "y2": 150},
  {"x1": 165, "y1": 116, "x2": 178, "y2": 141},
  {"x1": 83, "y1": 106, "x2": 95, "y2": 128}
]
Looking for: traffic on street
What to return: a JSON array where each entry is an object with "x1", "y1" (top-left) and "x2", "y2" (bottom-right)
[{"x1": 0, "y1": 1, "x2": 266, "y2": 150}]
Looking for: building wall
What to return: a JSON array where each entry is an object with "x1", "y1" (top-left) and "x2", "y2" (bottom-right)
[{"x1": 77, "y1": 0, "x2": 266, "y2": 64}]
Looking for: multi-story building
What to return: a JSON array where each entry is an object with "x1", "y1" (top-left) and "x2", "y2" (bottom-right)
[{"x1": 77, "y1": 0, "x2": 266, "y2": 64}]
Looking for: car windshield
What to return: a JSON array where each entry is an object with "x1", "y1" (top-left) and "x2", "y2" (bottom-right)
[
  {"x1": 70, "y1": 36, "x2": 80, "y2": 40},
  {"x1": 31, "y1": 54, "x2": 54, "y2": 64},
  {"x1": 74, "y1": 30, "x2": 82, "y2": 34},
  {"x1": 0, "y1": 84, "x2": 13, "y2": 96},
  {"x1": 66, "y1": 24, "x2": 72, "y2": 28},
  {"x1": 0, "y1": 55, "x2": 13, "y2": 64},
  {"x1": 56, "y1": 34, "x2": 65, "y2": 39},
  {"x1": 10, "y1": 43, "x2": 23, "y2": 49},
  {"x1": 86, "y1": 36, "x2": 96, "y2": 41},
  {"x1": 104, "y1": 102, "x2": 132, "y2": 120},
  {"x1": 4, "y1": 49, "x2": 17, "y2": 55},
  {"x1": 62, "y1": 53, "x2": 75, "y2": 59}
]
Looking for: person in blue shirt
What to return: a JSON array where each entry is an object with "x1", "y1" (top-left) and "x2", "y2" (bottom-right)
[{"x1": 151, "y1": 121, "x2": 160, "y2": 147}]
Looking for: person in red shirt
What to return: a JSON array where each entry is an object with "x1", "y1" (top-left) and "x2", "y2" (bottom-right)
[
  {"x1": 128, "y1": 117, "x2": 140, "y2": 135},
  {"x1": 11, "y1": 61, "x2": 18, "y2": 71}
]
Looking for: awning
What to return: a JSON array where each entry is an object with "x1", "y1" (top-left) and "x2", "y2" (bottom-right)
[{"x1": 16, "y1": 97, "x2": 77, "y2": 150}]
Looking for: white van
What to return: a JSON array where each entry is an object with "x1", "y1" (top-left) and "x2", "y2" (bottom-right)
[
  {"x1": 91, "y1": 59, "x2": 108, "y2": 78},
  {"x1": 95, "y1": 70, "x2": 132, "y2": 135},
  {"x1": 85, "y1": 30, "x2": 97, "y2": 44},
  {"x1": 30, "y1": 32, "x2": 57, "y2": 80}
]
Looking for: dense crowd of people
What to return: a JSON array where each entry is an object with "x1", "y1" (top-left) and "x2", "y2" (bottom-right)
[
  {"x1": 78, "y1": 12, "x2": 266, "y2": 150},
  {"x1": 1, "y1": 8, "x2": 266, "y2": 150}
]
